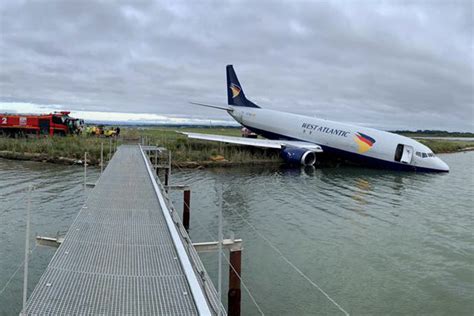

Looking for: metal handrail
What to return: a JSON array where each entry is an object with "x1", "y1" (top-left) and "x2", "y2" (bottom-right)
[{"x1": 139, "y1": 145, "x2": 214, "y2": 316}]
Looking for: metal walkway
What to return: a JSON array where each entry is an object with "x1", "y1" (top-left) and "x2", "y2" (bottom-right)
[{"x1": 24, "y1": 145, "x2": 221, "y2": 315}]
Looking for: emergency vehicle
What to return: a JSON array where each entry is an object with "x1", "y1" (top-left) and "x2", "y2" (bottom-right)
[{"x1": 0, "y1": 112, "x2": 83, "y2": 136}]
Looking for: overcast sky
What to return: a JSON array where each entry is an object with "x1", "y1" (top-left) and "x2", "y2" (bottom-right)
[{"x1": 0, "y1": 0, "x2": 472, "y2": 130}]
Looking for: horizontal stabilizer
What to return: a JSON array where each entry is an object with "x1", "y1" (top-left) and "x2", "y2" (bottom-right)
[
  {"x1": 189, "y1": 102, "x2": 233, "y2": 111},
  {"x1": 179, "y1": 132, "x2": 323, "y2": 152}
]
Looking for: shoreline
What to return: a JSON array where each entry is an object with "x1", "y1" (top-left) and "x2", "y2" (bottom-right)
[
  {"x1": 0, "y1": 150, "x2": 95, "y2": 166},
  {"x1": 0, "y1": 147, "x2": 472, "y2": 168},
  {"x1": 0, "y1": 150, "x2": 281, "y2": 168},
  {"x1": 1, "y1": 128, "x2": 472, "y2": 168}
]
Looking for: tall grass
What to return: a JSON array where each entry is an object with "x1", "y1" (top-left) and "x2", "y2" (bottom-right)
[
  {"x1": 0, "y1": 127, "x2": 281, "y2": 166},
  {"x1": 419, "y1": 139, "x2": 474, "y2": 153},
  {"x1": 137, "y1": 128, "x2": 281, "y2": 164},
  {"x1": 0, "y1": 127, "x2": 471, "y2": 166},
  {"x1": 0, "y1": 135, "x2": 114, "y2": 164}
]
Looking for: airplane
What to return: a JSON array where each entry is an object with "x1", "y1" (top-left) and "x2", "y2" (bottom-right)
[{"x1": 182, "y1": 65, "x2": 449, "y2": 172}]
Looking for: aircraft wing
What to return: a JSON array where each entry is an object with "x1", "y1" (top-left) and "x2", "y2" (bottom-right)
[{"x1": 179, "y1": 132, "x2": 323, "y2": 152}]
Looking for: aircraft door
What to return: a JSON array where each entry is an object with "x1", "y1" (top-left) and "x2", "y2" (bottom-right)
[
  {"x1": 400, "y1": 145, "x2": 413, "y2": 164},
  {"x1": 394, "y1": 144, "x2": 413, "y2": 164}
]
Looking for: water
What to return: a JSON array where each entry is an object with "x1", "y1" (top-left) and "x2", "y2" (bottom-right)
[
  {"x1": 1, "y1": 153, "x2": 473, "y2": 315},
  {"x1": 0, "y1": 160, "x2": 100, "y2": 315}
]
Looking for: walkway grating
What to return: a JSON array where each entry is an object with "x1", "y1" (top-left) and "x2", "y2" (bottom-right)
[{"x1": 24, "y1": 145, "x2": 217, "y2": 315}]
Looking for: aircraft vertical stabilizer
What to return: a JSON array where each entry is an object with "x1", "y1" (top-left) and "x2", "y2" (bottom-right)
[{"x1": 226, "y1": 65, "x2": 260, "y2": 108}]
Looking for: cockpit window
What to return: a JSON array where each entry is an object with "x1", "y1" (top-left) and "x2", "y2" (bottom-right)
[{"x1": 417, "y1": 151, "x2": 435, "y2": 158}]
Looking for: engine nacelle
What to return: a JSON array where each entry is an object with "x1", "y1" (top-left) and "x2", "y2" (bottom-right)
[{"x1": 280, "y1": 147, "x2": 317, "y2": 166}]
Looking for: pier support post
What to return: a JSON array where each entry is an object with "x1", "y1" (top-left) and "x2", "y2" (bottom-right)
[
  {"x1": 100, "y1": 142, "x2": 104, "y2": 174},
  {"x1": 192, "y1": 238, "x2": 243, "y2": 315},
  {"x1": 164, "y1": 170, "x2": 169, "y2": 187},
  {"x1": 228, "y1": 249, "x2": 242, "y2": 316},
  {"x1": 183, "y1": 189, "x2": 191, "y2": 231},
  {"x1": 22, "y1": 185, "x2": 32, "y2": 312},
  {"x1": 165, "y1": 150, "x2": 171, "y2": 187},
  {"x1": 83, "y1": 152, "x2": 87, "y2": 189},
  {"x1": 108, "y1": 137, "x2": 112, "y2": 161}
]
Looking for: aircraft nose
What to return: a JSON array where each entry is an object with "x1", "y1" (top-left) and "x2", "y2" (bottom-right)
[{"x1": 436, "y1": 158, "x2": 450, "y2": 172}]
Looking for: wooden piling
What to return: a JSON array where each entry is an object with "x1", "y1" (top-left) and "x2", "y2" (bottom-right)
[
  {"x1": 108, "y1": 137, "x2": 112, "y2": 161},
  {"x1": 100, "y1": 142, "x2": 104, "y2": 174},
  {"x1": 164, "y1": 170, "x2": 169, "y2": 186},
  {"x1": 183, "y1": 189, "x2": 191, "y2": 231},
  {"x1": 84, "y1": 152, "x2": 87, "y2": 189},
  {"x1": 228, "y1": 249, "x2": 242, "y2": 316}
]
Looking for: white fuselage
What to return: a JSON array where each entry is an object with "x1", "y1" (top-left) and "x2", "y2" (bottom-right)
[{"x1": 229, "y1": 107, "x2": 449, "y2": 172}]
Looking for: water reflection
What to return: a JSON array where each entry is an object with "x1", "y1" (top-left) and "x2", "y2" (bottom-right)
[
  {"x1": 174, "y1": 153, "x2": 474, "y2": 316},
  {"x1": 352, "y1": 178, "x2": 371, "y2": 205},
  {"x1": 222, "y1": 182, "x2": 252, "y2": 223},
  {"x1": 200, "y1": 164, "x2": 456, "y2": 230},
  {"x1": 0, "y1": 158, "x2": 100, "y2": 315},
  {"x1": 1, "y1": 152, "x2": 472, "y2": 316}
]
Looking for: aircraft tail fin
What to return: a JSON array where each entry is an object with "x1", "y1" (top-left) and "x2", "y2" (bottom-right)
[{"x1": 226, "y1": 65, "x2": 260, "y2": 108}]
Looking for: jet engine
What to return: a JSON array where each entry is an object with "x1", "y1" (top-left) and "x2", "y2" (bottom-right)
[{"x1": 280, "y1": 147, "x2": 317, "y2": 166}]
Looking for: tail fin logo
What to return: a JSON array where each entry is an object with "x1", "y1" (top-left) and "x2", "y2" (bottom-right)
[
  {"x1": 230, "y1": 83, "x2": 241, "y2": 98},
  {"x1": 354, "y1": 132, "x2": 376, "y2": 153}
]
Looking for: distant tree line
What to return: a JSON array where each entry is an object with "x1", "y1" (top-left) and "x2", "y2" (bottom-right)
[{"x1": 392, "y1": 130, "x2": 474, "y2": 137}]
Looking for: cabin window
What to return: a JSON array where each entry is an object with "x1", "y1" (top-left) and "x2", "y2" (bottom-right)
[{"x1": 394, "y1": 144, "x2": 404, "y2": 162}]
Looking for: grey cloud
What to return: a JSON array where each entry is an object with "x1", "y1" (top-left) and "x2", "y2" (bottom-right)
[{"x1": 0, "y1": 0, "x2": 472, "y2": 130}]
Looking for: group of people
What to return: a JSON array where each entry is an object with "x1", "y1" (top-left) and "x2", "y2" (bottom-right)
[{"x1": 85, "y1": 125, "x2": 121, "y2": 137}]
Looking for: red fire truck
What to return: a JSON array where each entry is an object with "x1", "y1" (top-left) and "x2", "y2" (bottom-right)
[{"x1": 0, "y1": 112, "x2": 84, "y2": 136}]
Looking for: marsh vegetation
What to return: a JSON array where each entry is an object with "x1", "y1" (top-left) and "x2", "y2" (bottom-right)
[{"x1": 0, "y1": 127, "x2": 471, "y2": 167}]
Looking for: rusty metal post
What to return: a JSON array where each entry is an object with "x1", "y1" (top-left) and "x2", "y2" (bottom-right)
[
  {"x1": 228, "y1": 249, "x2": 242, "y2": 316},
  {"x1": 183, "y1": 189, "x2": 191, "y2": 231}
]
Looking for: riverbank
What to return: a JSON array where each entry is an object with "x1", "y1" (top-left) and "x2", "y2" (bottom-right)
[
  {"x1": 0, "y1": 128, "x2": 281, "y2": 167},
  {"x1": 417, "y1": 139, "x2": 474, "y2": 154},
  {"x1": 0, "y1": 135, "x2": 111, "y2": 166},
  {"x1": 0, "y1": 127, "x2": 472, "y2": 167}
]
